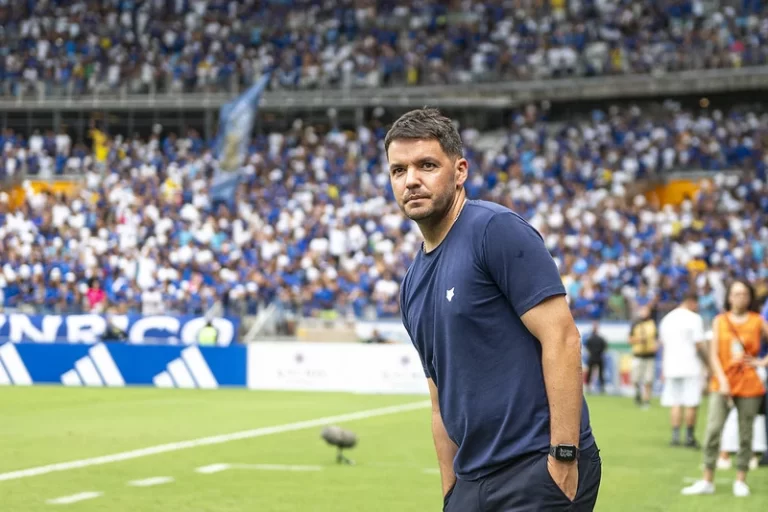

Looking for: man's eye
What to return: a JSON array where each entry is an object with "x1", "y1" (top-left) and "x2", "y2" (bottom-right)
[{"x1": 423, "y1": 162, "x2": 436, "y2": 170}]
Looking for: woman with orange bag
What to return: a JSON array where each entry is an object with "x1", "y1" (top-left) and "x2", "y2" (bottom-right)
[{"x1": 682, "y1": 280, "x2": 768, "y2": 498}]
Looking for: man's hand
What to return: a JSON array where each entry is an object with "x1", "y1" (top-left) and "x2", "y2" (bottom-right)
[{"x1": 547, "y1": 457, "x2": 578, "y2": 501}]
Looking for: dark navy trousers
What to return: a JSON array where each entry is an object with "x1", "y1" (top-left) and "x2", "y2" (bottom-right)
[{"x1": 443, "y1": 444, "x2": 602, "y2": 512}]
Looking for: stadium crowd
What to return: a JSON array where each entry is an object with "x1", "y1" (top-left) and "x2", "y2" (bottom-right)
[
  {"x1": 1, "y1": 101, "x2": 767, "y2": 324},
  {"x1": 2, "y1": 0, "x2": 768, "y2": 96}
]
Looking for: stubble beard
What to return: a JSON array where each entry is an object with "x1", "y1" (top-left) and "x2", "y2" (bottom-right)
[{"x1": 402, "y1": 190, "x2": 454, "y2": 227}]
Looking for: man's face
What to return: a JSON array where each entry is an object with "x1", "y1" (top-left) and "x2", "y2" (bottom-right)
[{"x1": 387, "y1": 138, "x2": 467, "y2": 224}]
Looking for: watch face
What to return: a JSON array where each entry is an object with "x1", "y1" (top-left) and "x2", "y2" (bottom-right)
[{"x1": 557, "y1": 446, "x2": 576, "y2": 460}]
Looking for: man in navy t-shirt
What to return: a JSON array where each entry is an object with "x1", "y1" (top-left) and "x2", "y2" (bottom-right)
[{"x1": 387, "y1": 109, "x2": 601, "y2": 511}]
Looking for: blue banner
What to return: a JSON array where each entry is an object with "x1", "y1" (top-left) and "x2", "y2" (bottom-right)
[
  {"x1": 0, "y1": 342, "x2": 246, "y2": 388},
  {"x1": 0, "y1": 314, "x2": 240, "y2": 345}
]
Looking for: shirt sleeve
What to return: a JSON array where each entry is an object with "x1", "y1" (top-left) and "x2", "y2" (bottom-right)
[{"x1": 482, "y1": 212, "x2": 566, "y2": 317}]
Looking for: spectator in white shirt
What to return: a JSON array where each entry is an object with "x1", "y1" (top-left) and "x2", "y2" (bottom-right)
[{"x1": 659, "y1": 292, "x2": 709, "y2": 448}]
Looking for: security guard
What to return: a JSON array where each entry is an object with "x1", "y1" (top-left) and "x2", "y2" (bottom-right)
[{"x1": 197, "y1": 321, "x2": 219, "y2": 346}]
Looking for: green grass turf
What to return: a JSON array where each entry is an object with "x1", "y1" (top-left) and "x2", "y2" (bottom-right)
[{"x1": 0, "y1": 387, "x2": 765, "y2": 511}]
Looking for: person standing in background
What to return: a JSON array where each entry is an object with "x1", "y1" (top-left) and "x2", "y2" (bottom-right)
[
  {"x1": 719, "y1": 289, "x2": 768, "y2": 470},
  {"x1": 658, "y1": 293, "x2": 708, "y2": 448},
  {"x1": 585, "y1": 321, "x2": 608, "y2": 394},
  {"x1": 196, "y1": 320, "x2": 219, "y2": 346},
  {"x1": 629, "y1": 306, "x2": 659, "y2": 409},
  {"x1": 683, "y1": 280, "x2": 768, "y2": 497}
]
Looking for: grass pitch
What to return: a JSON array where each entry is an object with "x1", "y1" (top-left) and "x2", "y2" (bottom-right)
[{"x1": 0, "y1": 387, "x2": 765, "y2": 511}]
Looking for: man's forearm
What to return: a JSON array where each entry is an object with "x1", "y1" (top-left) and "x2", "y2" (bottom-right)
[
  {"x1": 541, "y1": 333, "x2": 583, "y2": 446},
  {"x1": 432, "y1": 408, "x2": 458, "y2": 496}
]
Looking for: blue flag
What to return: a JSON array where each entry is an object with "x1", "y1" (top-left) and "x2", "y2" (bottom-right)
[
  {"x1": 211, "y1": 71, "x2": 271, "y2": 207},
  {"x1": 214, "y1": 71, "x2": 271, "y2": 171}
]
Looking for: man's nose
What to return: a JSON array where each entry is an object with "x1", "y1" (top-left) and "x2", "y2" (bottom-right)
[{"x1": 404, "y1": 167, "x2": 421, "y2": 188}]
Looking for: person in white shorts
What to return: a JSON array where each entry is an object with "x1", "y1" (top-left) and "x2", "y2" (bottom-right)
[
  {"x1": 659, "y1": 292, "x2": 709, "y2": 448},
  {"x1": 716, "y1": 366, "x2": 768, "y2": 470}
]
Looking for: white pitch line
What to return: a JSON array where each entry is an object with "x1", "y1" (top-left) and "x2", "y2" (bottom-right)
[
  {"x1": 234, "y1": 464, "x2": 322, "y2": 472},
  {"x1": 196, "y1": 462, "x2": 439, "y2": 474},
  {"x1": 127, "y1": 476, "x2": 174, "y2": 487},
  {"x1": 194, "y1": 463, "x2": 323, "y2": 473},
  {"x1": 46, "y1": 492, "x2": 103, "y2": 505},
  {"x1": 0, "y1": 400, "x2": 430, "y2": 484},
  {"x1": 195, "y1": 464, "x2": 232, "y2": 474}
]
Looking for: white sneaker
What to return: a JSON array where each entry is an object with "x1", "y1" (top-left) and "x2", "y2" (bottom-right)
[
  {"x1": 682, "y1": 480, "x2": 715, "y2": 495},
  {"x1": 733, "y1": 481, "x2": 750, "y2": 497},
  {"x1": 717, "y1": 457, "x2": 733, "y2": 470}
]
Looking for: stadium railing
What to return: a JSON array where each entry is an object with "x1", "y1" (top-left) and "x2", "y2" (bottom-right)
[{"x1": 3, "y1": 66, "x2": 768, "y2": 111}]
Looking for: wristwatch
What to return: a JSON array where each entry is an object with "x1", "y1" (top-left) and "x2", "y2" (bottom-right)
[{"x1": 549, "y1": 444, "x2": 579, "y2": 463}]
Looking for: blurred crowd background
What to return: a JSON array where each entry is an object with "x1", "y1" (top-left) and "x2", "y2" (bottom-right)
[
  {"x1": 3, "y1": 0, "x2": 768, "y2": 96},
  {"x1": 0, "y1": 0, "x2": 767, "y2": 340}
]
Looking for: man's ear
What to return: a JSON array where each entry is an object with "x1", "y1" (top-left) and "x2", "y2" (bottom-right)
[{"x1": 455, "y1": 158, "x2": 468, "y2": 187}]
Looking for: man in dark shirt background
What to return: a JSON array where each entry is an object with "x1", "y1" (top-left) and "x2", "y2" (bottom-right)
[
  {"x1": 585, "y1": 321, "x2": 608, "y2": 394},
  {"x1": 390, "y1": 108, "x2": 601, "y2": 511}
]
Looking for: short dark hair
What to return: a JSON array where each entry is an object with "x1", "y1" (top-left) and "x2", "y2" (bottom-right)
[
  {"x1": 384, "y1": 108, "x2": 463, "y2": 159},
  {"x1": 723, "y1": 279, "x2": 757, "y2": 312}
]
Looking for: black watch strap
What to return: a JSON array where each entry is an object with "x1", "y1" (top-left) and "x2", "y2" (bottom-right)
[{"x1": 549, "y1": 444, "x2": 580, "y2": 462}]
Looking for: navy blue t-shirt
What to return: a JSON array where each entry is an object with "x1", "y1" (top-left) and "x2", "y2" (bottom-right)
[{"x1": 400, "y1": 200, "x2": 594, "y2": 480}]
